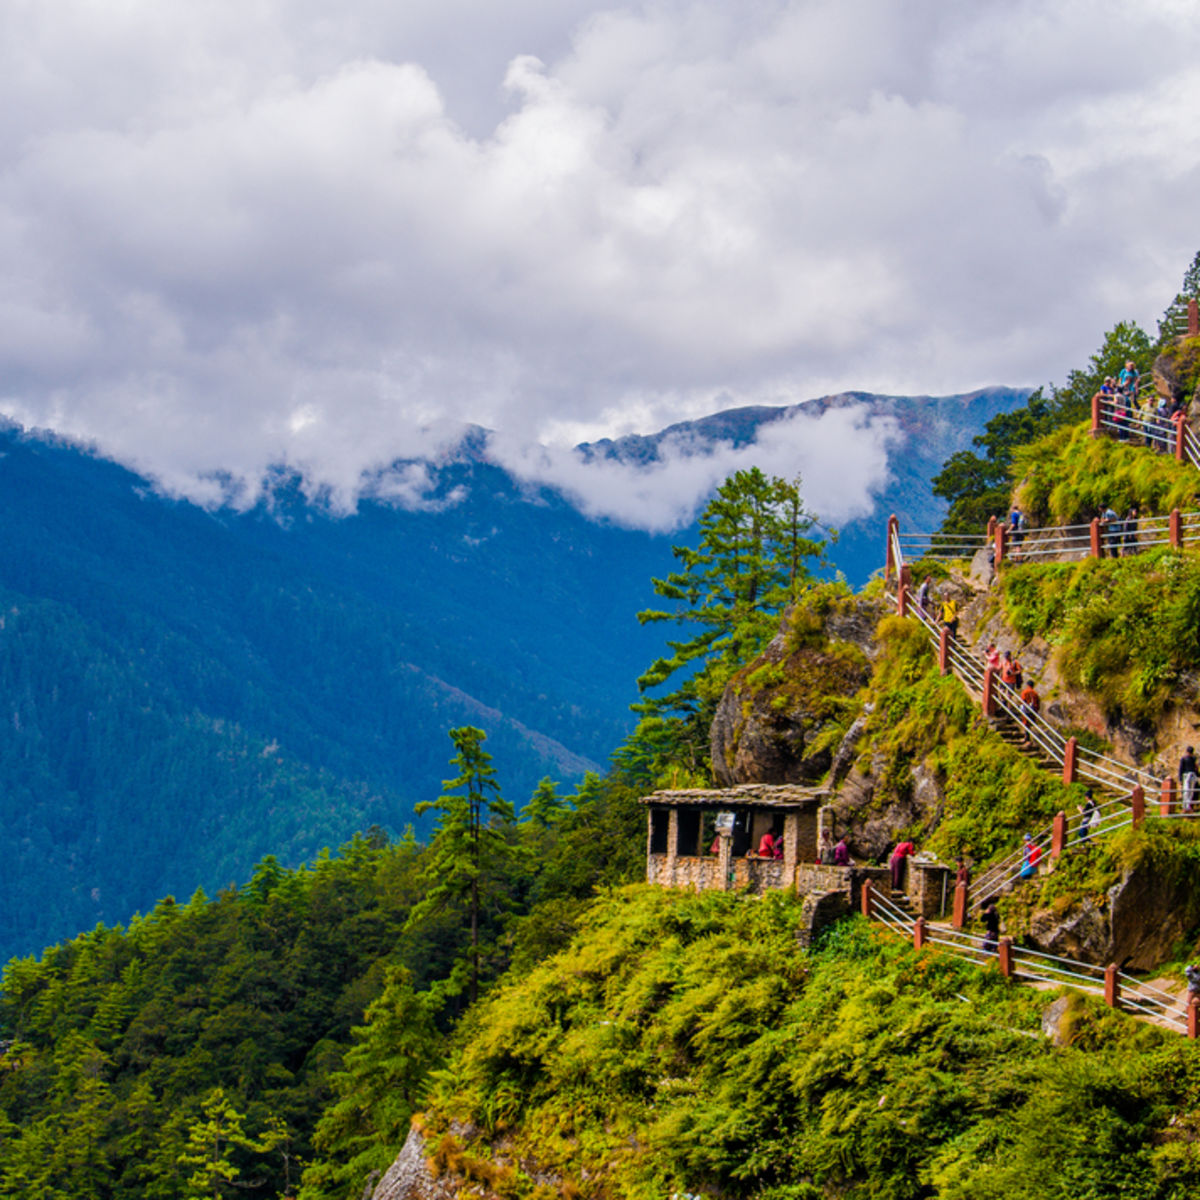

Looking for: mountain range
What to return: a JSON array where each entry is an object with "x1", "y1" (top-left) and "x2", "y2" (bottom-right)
[{"x1": 0, "y1": 385, "x2": 1028, "y2": 960}]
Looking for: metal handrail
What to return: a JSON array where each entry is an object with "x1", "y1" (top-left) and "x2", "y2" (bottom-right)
[{"x1": 866, "y1": 885, "x2": 1192, "y2": 1035}]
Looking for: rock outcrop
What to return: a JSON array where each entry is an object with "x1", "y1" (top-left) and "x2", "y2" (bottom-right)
[
  {"x1": 710, "y1": 595, "x2": 878, "y2": 788},
  {"x1": 372, "y1": 1126, "x2": 454, "y2": 1200},
  {"x1": 1028, "y1": 857, "x2": 1200, "y2": 971}
]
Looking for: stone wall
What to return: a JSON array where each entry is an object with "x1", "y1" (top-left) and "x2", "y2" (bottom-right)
[{"x1": 647, "y1": 854, "x2": 724, "y2": 891}]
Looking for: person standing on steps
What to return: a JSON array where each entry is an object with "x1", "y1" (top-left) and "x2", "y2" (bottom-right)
[
  {"x1": 917, "y1": 575, "x2": 932, "y2": 614},
  {"x1": 1018, "y1": 833, "x2": 1041, "y2": 879},
  {"x1": 985, "y1": 643, "x2": 1001, "y2": 672},
  {"x1": 890, "y1": 838, "x2": 915, "y2": 893},
  {"x1": 1019, "y1": 679, "x2": 1040, "y2": 743},
  {"x1": 1077, "y1": 790, "x2": 1099, "y2": 844},
  {"x1": 1180, "y1": 745, "x2": 1198, "y2": 814},
  {"x1": 832, "y1": 836, "x2": 850, "y2": 866},
  {"x1": 981, "y1": 900, "x2": 1001, "y2": 955},
  {"x1": 1000, "y1": 650, "x2": 1022, "y2": 690},
  {"x1": 941, "y1": 594, "x2": 959, "y2": 640},
  {"x1": 1009, "y1": 506, "x2": 1025, "y2": 558}
]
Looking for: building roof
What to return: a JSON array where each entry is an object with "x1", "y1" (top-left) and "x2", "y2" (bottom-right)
[{"x1": 639, "y1": 783, "x2": 830, "y2": 810}]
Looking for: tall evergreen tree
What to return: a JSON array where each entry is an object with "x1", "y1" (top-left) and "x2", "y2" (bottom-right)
[
  {"x1": 628, "y1": 468, "x2": 824, "y2": 782},
  {"x1": 408, "y1": 727, "x2": 515, "y2": 1003}
]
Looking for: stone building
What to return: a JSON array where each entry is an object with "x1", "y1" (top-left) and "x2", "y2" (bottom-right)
[{"x1": 641, "y1": 782, "x2": 842, "y2": 894}]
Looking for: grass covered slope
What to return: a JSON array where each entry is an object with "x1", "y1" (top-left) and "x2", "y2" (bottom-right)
[
  {"x1": 1001, "y1": 549, "x2": 1200, "y2": 726},
  {"x1": 844, "y1": 614, "x2": 1077, "y2": 864},
  {"x1": 423, "y1": 885, "x2": 1200, "y2": 1200}
]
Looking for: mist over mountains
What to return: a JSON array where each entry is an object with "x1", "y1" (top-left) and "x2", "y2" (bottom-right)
[{"x1": 0, "y1": 386, "x2": 1027, "y2": 959}]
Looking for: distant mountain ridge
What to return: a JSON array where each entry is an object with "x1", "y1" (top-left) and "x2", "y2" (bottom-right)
[{"x1": 0, "y1": 385, "x2": 1029, "y2": 959}]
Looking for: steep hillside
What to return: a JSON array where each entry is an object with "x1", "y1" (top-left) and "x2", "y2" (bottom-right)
[{"x1": 383, "y1": 886, "x2": 1200, "y2": 1200}]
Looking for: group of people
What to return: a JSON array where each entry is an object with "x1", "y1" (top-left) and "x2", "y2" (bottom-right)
[
  {"x1": 983, "y1": 642, "x2": 1041, "y2": 741},
  {"x1": 1099, "y1": 504, "x2": 1140, "y2": 557},
  {"x1": 816, "y1": 828, "x2": 851, "y2": 866},
  {"x1": 1104, "y1": 361, "x2": 1189, "y2": 451}
]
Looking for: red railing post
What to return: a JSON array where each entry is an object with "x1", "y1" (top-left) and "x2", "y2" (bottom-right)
[
  {"x1": 1051, "y1": 811, "x2": 1067, "y2": 859},
  {"x1": 982, "y1": 666, "x2": 995, "y2": 717},
  {"x1": 1091, "y1": 391, "x2": 1102, "y2": 435},
  {"x1": 1063, "y1": 737, "x2": 1078, "y2": 785},
  {"x1": 1170, "y1": 509, "x2": 1183, "y2": 550},
  {"x1": 1090, "y1": 518, "x2": 1102, "y2": 559},
  {"x1": 1104, "y1": 964, "x2": 1120, "y2": 1009},
  {"x1": 1131, "y1": 785, "x2": 1145, "y2": 829},
  {"x1": 938, "y1": 627, "x2": 950, "y2": 675},
  {"x1": 885, "y1": 514, "x2": 899, "y2": 580},
  {"x1": 995, "y1": 522, "x2": 1007, "y2": 566},
  {"x1": 861, "y1": 882, "x2": 873, "y2": 918},
  {"x1": 1176, "y1": 412, "x2": 1186, "y2": 463},
  {"x1": 998, "y1": 937, "x2": 1013, "y2": 978},
  {"x1": 1189, "y1": 298, "x2": 1199, "y2": 337},
  {"x1": 898, "y1": 582, "x2": 909, "y2": 618},
  {"x1": 1161, "y1": 778, "x2": 1177, "y2": 816},
  {"x1": 952, "y1": 880, "x2": 967, "y2": 929},
  {"x1": 913, "y1": 917, "x2": 926, "y2": 950},
  {"x1": 987, "y1": 515, "x2": 996, "y2": 542},
  {"x1": 1190, "y1": 998, "x2": 1199, "y2": 1040}
]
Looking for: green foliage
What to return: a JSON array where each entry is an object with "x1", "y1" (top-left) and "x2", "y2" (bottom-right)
[
  {"x1": 1013, "y1": 424, "x2": 1200, "y2": 526},
  {"x1": 410, "y1": 727, "x2": 517, "y2": 1004},
  {"x1": 178, "y1": 1088, "x2": 284, "y2": 1200},
  {"x1": 935, "y1": 320, "x2": 1156, "y2": 536},
  {"x1": 629, "y1": 468, "x2": 826, "y2": 784},
  {"x1": 299, "y1": 968, "x2": 441, "y2": 1200},
  {"x1": 421, "y1": 886, "x2": 1193, "y2": 1200},
  {"x1": 1001, "y1": 549, "x2": 1200, "y2": 722},
  {"x1": 859, "y1": 617, "x2": 1075, "y2": 863},
  {"x1": 933, "y1": 389, "x2": 1058, "y2": 534}
]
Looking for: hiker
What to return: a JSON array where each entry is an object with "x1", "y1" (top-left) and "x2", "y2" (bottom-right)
[
  {"x1": 1121, "y1": 506, "x2": 1139, "y2": 557},
  {"x1": 1009, "y1": 507, "x2": 1025, "y2": 556},
  {"x1": 1000, "y1": 650, "x2": 1022, "y2": 689},
  {"x1": 1019, "y1": 679, "x2": 1040, "y2": 742},
  {"x1": 1119, "y1": 359, "x2": 1140, "y2": 401},
  {"x1": 1187, "y1": 963, "x2": 1200, "y2": 1009},
  {"x1": 941, "y1": 595, "x2": 959, "y2": 639},
  {"x1": 890, "y1": 839, "x2": 915, "y2": 892},
  {"x1": 981, "y1": 900, "x2": 1001, "y2": 955},
  {"x1": 917, "y1": 575, "x2": 932, "y2": 613},
  {"x1": 757, "y1": 829, "x2": 783, "y2": 859},
  {"x1": 817, "y1": 828, "x2": 834, "y2": 864},
  {"x1": 1181, "y1": 745, "x2": 1199, "y2": 814},
  {"x1": 985, "y1": 643, "x2": 1001, "y2": 672},
  {"x1": 1100, "y1": 506, "x2": 1120, "y2": 556},
  {"x1": 832, "y1": 837, "x2": 850, "y2": 866},
  {"x1": 1077, "y1": 790, "x2": 1099, "y2": 844},
  {"x1": 1018, "y1": 834, "x2": 1041, "y2": 879}
]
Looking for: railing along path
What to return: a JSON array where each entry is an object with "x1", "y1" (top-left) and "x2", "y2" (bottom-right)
[{"x1": 864, "y1": 883, "x2": 1194, "y2": 1037}]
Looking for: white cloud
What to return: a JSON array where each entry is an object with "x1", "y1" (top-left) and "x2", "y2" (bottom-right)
[
  {"x1": 1, "y1": 0, "x2": 1199, "y2": 524},
  {"x1": 488, "y1": 402, "x2": 900, "y2": 532}
]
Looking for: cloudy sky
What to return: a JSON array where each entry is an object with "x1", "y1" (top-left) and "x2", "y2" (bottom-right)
[{"x1": 2, "y1": 0, "x2": 1199, "y2": 526}]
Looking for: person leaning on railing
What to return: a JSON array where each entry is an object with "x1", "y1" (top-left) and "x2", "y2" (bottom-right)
[{"x1": 1180, "y1": 745, "x2": 1198, "y2": 814}]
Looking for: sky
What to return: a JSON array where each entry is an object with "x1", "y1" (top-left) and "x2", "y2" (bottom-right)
[{"x1": 2, "y1": 0, "x2": 1199, "y2": 529}]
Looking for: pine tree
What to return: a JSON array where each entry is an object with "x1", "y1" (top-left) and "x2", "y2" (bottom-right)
[
  {"x1": 298, "y1": 967, "x2": 440, "y2": 1200},
  {"x1": 627, "y1": 468, "x2": 823, "y2": 779},
  {"x1": 407, "y1": 727, "x2": 515, "y2": 1003},
  {"x1": 177, "y1": 1088, "x2": 284, "y2": 1200}
]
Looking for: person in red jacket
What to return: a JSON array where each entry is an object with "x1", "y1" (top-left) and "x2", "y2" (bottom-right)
[{"x1": 890, "y1": 839, "x2": 915, "y2": 891}]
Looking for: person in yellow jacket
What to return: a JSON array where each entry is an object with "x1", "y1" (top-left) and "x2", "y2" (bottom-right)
[{"x1": 941, "y1": 596, "x2": 959, "y2": 638}]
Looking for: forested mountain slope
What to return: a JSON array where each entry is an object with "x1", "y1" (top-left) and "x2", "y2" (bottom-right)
[{"x1": 0, "y1": 386, "x2": 1027, "y2": 960}]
